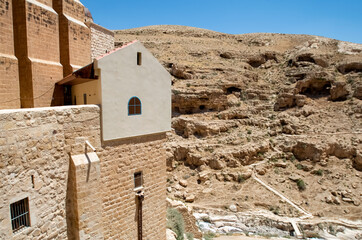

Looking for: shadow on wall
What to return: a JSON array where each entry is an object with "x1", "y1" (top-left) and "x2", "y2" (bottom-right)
[{"x1": 66, "y1": 158, "x2": 80, "y2": 240}]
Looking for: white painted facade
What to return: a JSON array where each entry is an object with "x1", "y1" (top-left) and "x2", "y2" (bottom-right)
[{"x1": 68, "y1": 41, "x2": 171, "y2": 141}]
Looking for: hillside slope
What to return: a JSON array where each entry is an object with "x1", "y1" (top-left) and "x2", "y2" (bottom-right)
[{"x1": 114, "y1": 25, "x2": 362, "y2": 226}]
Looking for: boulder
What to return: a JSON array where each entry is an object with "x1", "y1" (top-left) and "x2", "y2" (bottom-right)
[
  {"x1": 185, "y1": 194, "x2": 195, "y2": 203},
  {"x1": 289, "y1": 174, "x2": 302, "y2": 182},
  {"x1": 330, "y1": 82, "x2": 350, "y2": 101},
  {"x1": 199, "y1": 171, "x2": 211, "y2": 182},
  {"x1": 166, "y1": 229, "x2": 177, "y2": 240},
  {"x1": 171, "y1": 64, "x2": 192, "y2": 79},
  {"x1": 274, "y1": 93, "x2": 306, "y2": 110},
  {"x1": 353, "y1": 151, "x2": 362, "y2": 171},
  {"x1": 353, "y1": 85, "x2": 362, "y2": 100},
  {"x1": 166, "y1": 198, "x2": 202, "y2": 238},
  {"x1": 256, "y1": 166, "x2": 266, "y2": 175},
  {"x1": 229, "y1": 204, "x2": 237, "y2": 212},
  {"x1": 208, "y1": 158, "x2": 225, "y2": 170},
  {"x1": 186, "y1": 152, "x2": 206, "y2": 167},
  {"x1": 274, "y1": 162, "x2": 287, "y2": 168},
  {"x1": 179, "y1": 179, "x2": 188, "y2": 188},
  {"x1": 337, "y1": 61, "x2": 362, "y2": 74},
  {"x1": 292, "y1": 141, "x2": 324, "y2": 162}
]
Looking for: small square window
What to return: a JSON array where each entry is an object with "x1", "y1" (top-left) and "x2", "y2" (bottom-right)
[
  {"x1": 137, "y1": 52, "x2": 142, "y2": 66},
  {"x1": 83, "y1": 93, "x2": 87, "y2": 104},
  {"x1": 10, "y1": 198, "x2": 30, "y2": 233},
  {"x1": 134, "y1": 172, "x2": 143, "y2": 189}
]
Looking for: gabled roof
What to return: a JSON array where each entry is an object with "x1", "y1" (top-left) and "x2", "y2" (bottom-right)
[{"x1": 57, "y1": 40, "x2": 138, "y2": 86}]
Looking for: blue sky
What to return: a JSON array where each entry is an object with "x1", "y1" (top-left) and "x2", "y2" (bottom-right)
[{"x1": 83, "y1": 0, "x2": 362, "y2": 44}]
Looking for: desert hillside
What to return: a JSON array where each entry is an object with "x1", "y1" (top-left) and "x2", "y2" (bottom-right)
[{"x1": 115, "y1": 25, "x2": 362, "y2": 237}]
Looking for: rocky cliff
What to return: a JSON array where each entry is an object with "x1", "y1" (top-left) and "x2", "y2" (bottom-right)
[{"x1": 114, "y1": 25, "x2": 362, "y2": 227}]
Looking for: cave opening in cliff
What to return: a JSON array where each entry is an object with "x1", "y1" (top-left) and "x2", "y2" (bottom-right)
[
  {"x1": 301, "y1": 82, "x2": 331, "y2": 98},
  {"x1": 226, "y1": 87, "x2": 241, "y2": 94},
  {"x1": 297, "y1": 54, "x2": 316, "y2": 64}
]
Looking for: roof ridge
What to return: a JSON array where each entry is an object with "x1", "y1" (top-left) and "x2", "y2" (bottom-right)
[{"x1": 96, "y1": 40, "x2": 138, "y2": 60}]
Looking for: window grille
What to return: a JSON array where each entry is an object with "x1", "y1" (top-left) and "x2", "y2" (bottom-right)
[
  {"x1": 128, "y1": 97, "x2": 141, "y2": 115},
  {"x1": 134, "y1": 172, "x2": 143, "y2": 189},
  {"x1": 10, "y1": 198, "x2": 30, "y2": 233}
]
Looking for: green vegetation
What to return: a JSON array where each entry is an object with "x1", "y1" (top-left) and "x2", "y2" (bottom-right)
[
  {"x1": 205, "y1": 146, "x2": 214, "y2": 153},
  {"x1": 313, "y1": 169, "x2": 323, "y2": 176},
  {"x1": 297, "y1": 179, "x2": 306, "y2": 191},
  {"x1": 328, "y1": 225, "x2": 336, "y2": 236},
  {"x1": 204, "y1": 232, "x2": 216, "y2": 240},
  {"x1": 167, "y1": 208, "x2": 185, "y2": 240},
  {"x1": 269, "y1": 206, "x2": 280, "y2": 215},
  {"x1": 238, "y1": 174, "x2": 245, "y2": 183},
  {"x1": 185, "y1": 232, "x2": 194, "y2": 240},
  {"x1": 247, "y1": 129, "x2": 252, "y2": 134}
]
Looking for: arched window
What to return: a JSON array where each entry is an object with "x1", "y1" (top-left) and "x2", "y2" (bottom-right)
[{"x1": 128, "y1": 97, "x2": 141, "y2": 115}]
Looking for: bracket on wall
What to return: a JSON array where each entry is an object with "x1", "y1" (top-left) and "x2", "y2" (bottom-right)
[{"x1": 85, "y1": 140, "x2": 96, "y2": 154}]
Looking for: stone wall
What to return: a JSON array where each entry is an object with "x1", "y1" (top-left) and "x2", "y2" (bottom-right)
[
  {"x1": 0, "y1": 0, "x2": 20, "y2": 109},
  {"x1": 87, "y1": 22, "x2": 115, "y2": 60},
  {"x1": 0, "y1": 105, "x2": 100, "y2": 239},
  {"x1": 99, "y1": 134, "x2": 167, "y2": 240},
  {"x1": 0, "y1": 105, "x2": 166, "y2": 240},
  {"x1": 54, "y1": 0, "x2": 91, "y2": 76},
  {"x1": 12, "y1": 0, "x2": 63, "y2": 108},
  {"x1": 0, "y1": 0, "x2": 117, "y2": 109}
]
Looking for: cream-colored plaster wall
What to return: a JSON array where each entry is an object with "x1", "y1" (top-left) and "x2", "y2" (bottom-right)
[
  {"x1": 96, "y1": 41, "x2": 171, "y2": 141},
  {"x1": 71, "y1": 80, "x2": 100, "y2": 105}
]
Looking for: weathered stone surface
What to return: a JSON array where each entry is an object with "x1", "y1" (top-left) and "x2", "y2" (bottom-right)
[
  {"x1": 179, "y1": 179, "x2": 188, "y2": 187},
  {"x1": 185, "y1": 194, "x2": 196, "y2": 203},
  {"x1": 292, "y1": 141, "x2": 324, "y2": 161},
  {"x1": 353, "y1": 151, "x2": 362, "y2": 171},
  {"x1": 166, "y1": 198, "x2": 202, "y2": 238},
  {"x1": 171, "y1": 63, "x2": 193, "y2": 79},
  {"x1": 330, "y1": 82, "x2": 350, "y2": 101},
  {"x1": 166, "y1": 228, "x2": 177, "y2": 240},
  {"x1": 274, "y1": 93, "x2": 306, "y2": 110},
  {"x1": 0, "y1": 106, "x2": 167, "y2": 240}
]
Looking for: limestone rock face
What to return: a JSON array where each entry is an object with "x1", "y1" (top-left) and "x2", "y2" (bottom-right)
[
  {"x1": 116, "y1": 26, "x2": 362, "y2": 223},
  {"x1": 354, "y1": 152, "x2": 362, "y2": 171},
  {"x1": 292, "y1": 141, "x2": 324, "y2": 162},
  {"x1": 166, "y1": 229, "x2": 177, "y2": 240},
  {"x1": 171, "y1": 64, "x2": 193, "y2": 79},
  {"x1": 337, "y1": 61, "x2": 362, "y2": 74},
  {"x1": 166, "y1": 198, "x2": 203, "y2": 238},
  {"x1": 274, "y1": 93, "x2": 306, "y2": 110},
  {"x1": 330, "y1": 82, "x2": 350, "y2": 101}
]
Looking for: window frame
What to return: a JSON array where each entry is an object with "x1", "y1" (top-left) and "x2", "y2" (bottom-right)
[
  {"x1": 10, "y1": 197, "x2": 31, "y2": 233},
  {"x1": 134, "y1": 171, "x2": 143, "y2": 191},
  {"x1": 137, "y1": 52, "x2": 142, "y2": 66},
  {"x1": 128, "y1": 96, "x2": 142, "y2": 116}
]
